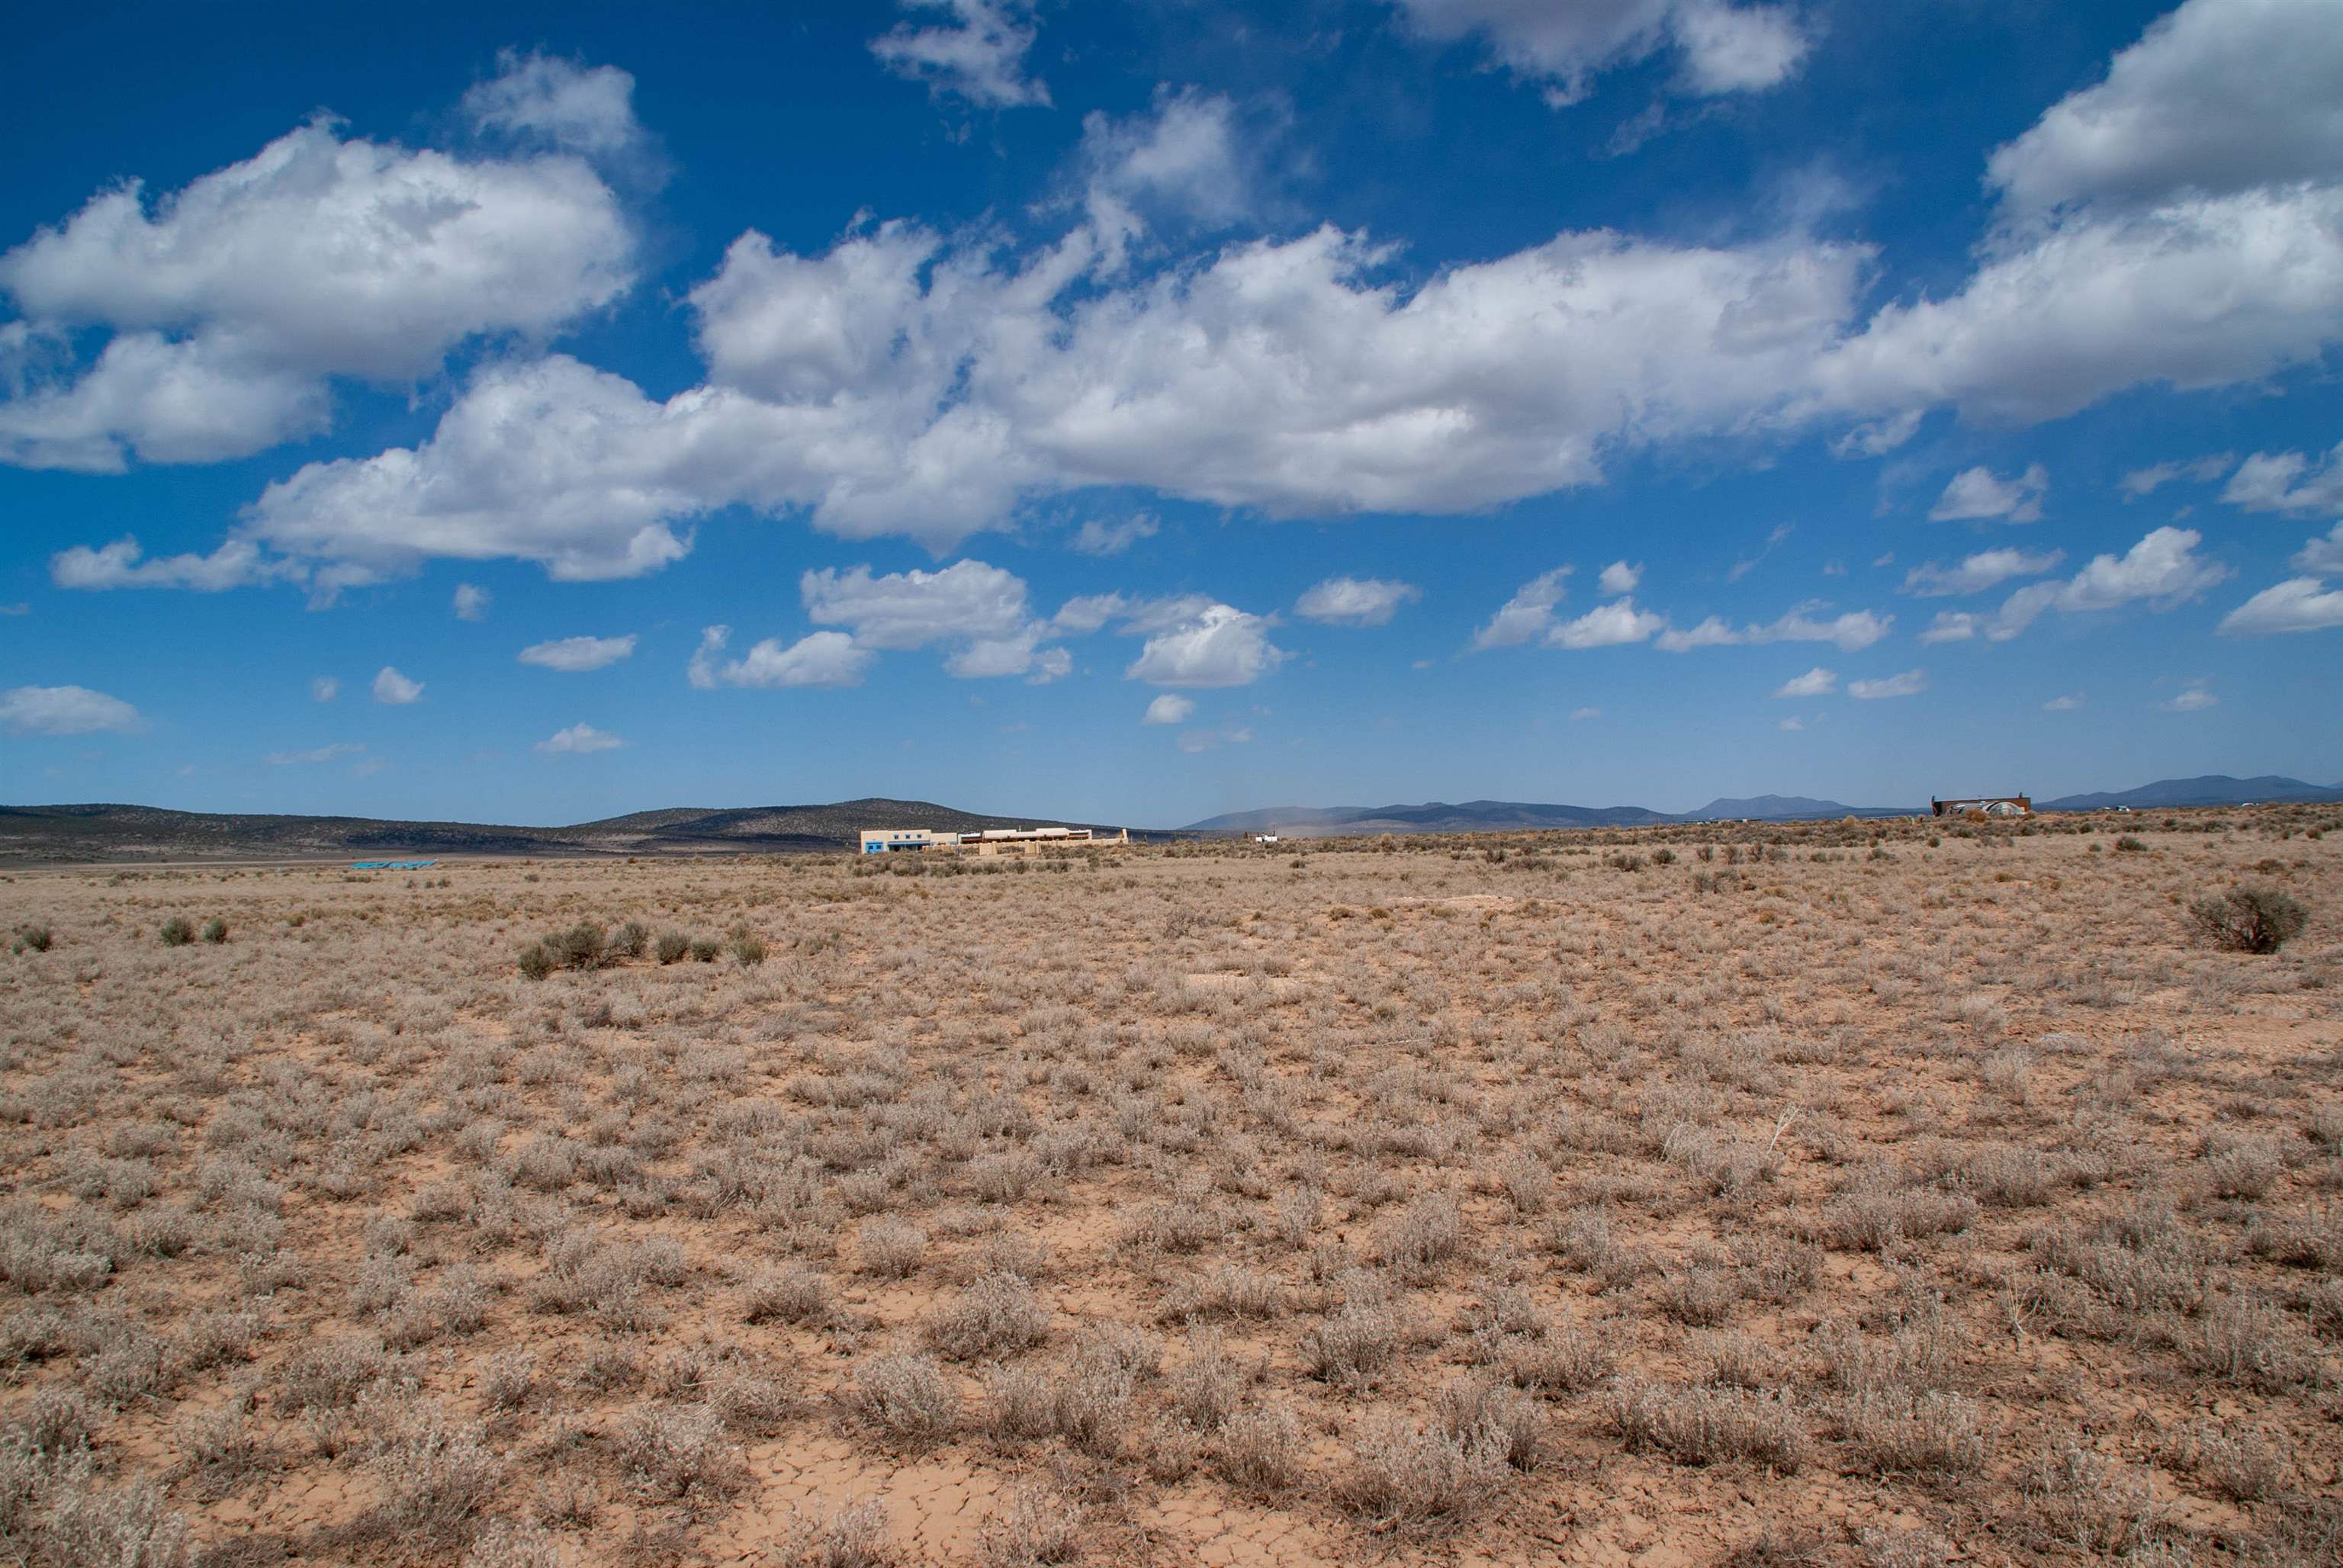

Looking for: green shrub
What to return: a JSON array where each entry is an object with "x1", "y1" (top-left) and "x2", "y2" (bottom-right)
[
  {"x1": 2188, "y1": 885, "x2": 2309, "y2": 954},
  {"x1": 728, "y1": 930, "x2": 768, "y2": 967},
  {"x1": 10, "y1": 924, "x2": 52, "y2": 955},
  {"x1": 516, "y1": 943, "x2": 554, "y2": 982},
  {"x1": 654, "y1": 931, "x2": 689, "y2": 965},
  {"x1": 159, "y1": 917, "x2": 194, "y2": 947},
  {"x1": 198, "y1": 917, "x2": 228, "y2": 945},
  {"x1": 689, "y1": 937, "x2": 722, "y2": 964},
  {"x1": 2113, "y1": 835, "x2": 2148, "y2": 853},
  {"x1": 609, "y1": 921, "x2": 650, "y2": 959},
  {"x1": 545, "y1": 923, "x2": 605, "y2": 971}
]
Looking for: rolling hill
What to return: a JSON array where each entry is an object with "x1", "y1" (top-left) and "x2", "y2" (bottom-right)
[
  {"x1": 0, "y1": 800, "x2": 1142, "y2": 866},
  {"x1": 2035, "y1": 775, "x2": 2343, "y2": 811},
  {"x1": 1184, "y1": 794, "x2": 1908, "y2": 835}
]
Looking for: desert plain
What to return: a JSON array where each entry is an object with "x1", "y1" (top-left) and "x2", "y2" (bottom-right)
[{"x1": 1, "y1": 807, "x2": 2338, "y2": 1567}]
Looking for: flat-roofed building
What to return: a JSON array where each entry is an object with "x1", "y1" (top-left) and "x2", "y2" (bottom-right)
[
  {"x1": 859, "y1": 826, "x2": 1129, "y2": 856},
  {"x1": 1931, "y1": 795, "x2": 2031, "y2": 818}
]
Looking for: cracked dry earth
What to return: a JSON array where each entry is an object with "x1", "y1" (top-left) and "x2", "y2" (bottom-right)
[{"x1": 1, "y1": 806, "x2": 2339, "y2": 1568}]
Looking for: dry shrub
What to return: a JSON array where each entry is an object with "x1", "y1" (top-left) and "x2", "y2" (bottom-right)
[
  {"x1": 1377, "y1": 1194, "x2": 1466, "y2": 1275},
  {"x1": 1834, "y1": 1390, "x2": 1991, "y2": 1477},
  {"x1": 612, "y1": 1403, "x2": 740, "y2": 1501},
  {"x1": 2015, "y1": 1444, "x2": 2159, "y2": 1556},
  {"x1": 779, "y1": 1499, "x2": 893, "y2": 1568},
  {"x1": 1610, "y1": 1377, "x2": 1808, "y2": 1470},
  {"x1": 2165, "y1": 1422, "x2": 2287, "y2": 1502},
  {"x1": 1433, "y1": 1377, "x2": 1546, "y2": 1470},
  {"x1": 1159, "y1": 1264, "x2": 1281, "y2": 1322},
  {"x1": 857, "y1": 1217, "x2": 927, "y2": 1278},
  {"x1": 1300, "y1": 1299, "x2": 1403, "y2": 1386},
  {"x1": 1168, "y1": 1329, "x2": 1244, "y2": 1431},
  {"x1": 2174, "y1": 1294, "x2": 2322, "y2": 1392},
  {"x1": 464, "y1": 1520, "x2": 567, "y2": 1568},
  {"x1": 744, "y1": 1265, "x2": 831, "y2": 1325},
  {"x1": 365, "y1": 1403, "x2": 504, "y2": 1538},
  {"x1": 1342, "y1": 1416, "x2": 1510, "y2": 1530},
  {"x1": 977, "y1": 1484, "x2": 1081, "y2": 1568},
  {"x1": 926, "y1": 1272, "x2": 1049, "y2": 1361},
  {"x1": 1219, "y1": 1404, "x2": 1306, "y2": 1495},
  {"x1": 2188, "y1": 885, "x2": 2309, "y2": 953},
  {"x1": 850, "y1": 1353, "x2": 956, "y2": 1444}
]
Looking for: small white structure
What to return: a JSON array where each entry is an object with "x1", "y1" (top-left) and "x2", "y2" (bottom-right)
[
  {"x1": 1252, "y1": 834, "x2": 1280, "y2": 844},
  {"x1": 860, "y1": 826, "x2": 1128, "y2": 856}
]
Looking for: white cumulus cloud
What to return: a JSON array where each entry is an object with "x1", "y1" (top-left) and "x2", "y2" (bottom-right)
[
  {"x1": 536, "y1": 722, "x2": 624, "y2": 754},
  {"x1": 1143, "y1": 693, "x2": 1195, "y2": 725},
  {"x1": 1929, "y1": 464, "x2": 2048, "y2": 523},
  {"x1": 689, "y1": 625, "x2": 872, "y2": 690},
  {"x1": 453, "y1": 583, "x2": 490, "y2": 621},
  {"x1": 1390, "y1": 1, "x2": 1811, "y2": 106},
  {"x1": 870, "y1": 0, "x2": 1049, "y2": 108},
  {"x1": 0, "y1": 82, "x2": 635, "y2": 473},
  {"x1": 2218, "y1": 577, "x2": 2343, "y2": 635},
  {"x1": 1901, "y1": 548, "x2": 2065, "y2": 597},
  {"x1": 1295, "y1": 576, "x2": 1419, "y2": 627},
  {"x1": 372, "y1": 667, "x2": 424, "y2": 705},
  {"x1": 1773, "y1": 667, "x2": 1836, "y2": 698},
  {"x1": 518, "y1": 634, "x2": 636, "y2": 672},
  {"x1": 0, "y1": 683, "x2": 143, "y2": 734},
  {"x1": 1125, "y1": 603, "x2": 1284, "y2": 688},
  {"x1": 1597, "y1": 561, "x2": 1642, "y2": 596},
  {"x1": 1848, "y1": 669, "x2": 1927, "y2": 700}
]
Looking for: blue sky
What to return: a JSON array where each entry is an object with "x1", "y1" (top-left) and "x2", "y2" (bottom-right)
[{"x1": 4, "y1": 0, "x2": 2341, "y2": 827}]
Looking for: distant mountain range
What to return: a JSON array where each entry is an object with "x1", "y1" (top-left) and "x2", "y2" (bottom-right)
[
  {"x1": 5, "y1": 774, "x2": 2336, "y2": 863},
  {"x1": 2033, "y1": 774, "x2": 2343, "y2": 811},
  {"x1": 1187, "y1": 776, "x2": 2343, "y2": 835},
  {"x1": 0, "y1": 799, "x2": 1142, "y2": 866},
  {"x1": 1184, "y1": 794, "x2": 1912, "y2": 835}
]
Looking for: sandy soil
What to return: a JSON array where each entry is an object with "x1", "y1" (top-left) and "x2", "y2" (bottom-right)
[{"x1": 0, "y1": 807, "x2": 2337, "y2": 1566}]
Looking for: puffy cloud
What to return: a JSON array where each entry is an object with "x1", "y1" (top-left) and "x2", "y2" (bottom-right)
[
  {"x1": 462, "y1": 52, "x2": 644, "y2": 156},
  {"x1": 801, "y1": 559, "x2": 1068, "y2": 680},
  {"x1": 372, "y1": 667, "x2": 424, "y2": 704},
  {"x1": 517, "y1": 634, "x2": 636, "y2": 672},
  {"x1": 1929, "y1": 464, "x2": 2047, "y2": 523},
  {"x1": 1814, "y1": 1, "x2": 2343, "y2": 435},
  {"x1": 1071, "y1": 515, "x2": 1158, "y2": 556},
  {"x1": 2293, "y1": 522, "x2": 2343, "y2": 575},
  {"x1": 1848, "y1": 669, "x2": 1927, "y2": 700},
  {"x1": 1548, "y1": 599, "x2": 1665, "y2": 650},
  {"x1": 2218, "y1": 577, "x2": 2343, "y2": 635},
  {"x1": 1827, "y1": 410, "x2": 1922, "y2": 459},
  {"x1": 0, "y1": 101, "x2": 635, "y2": 471},
  {"x1": 267, "y1": 742, "x2": 364, "y2": 766},
  {"x1": 1901, "y1": 548, "x2": 2065, "y2": 597},
  {"x1": 1176, "y1": 723, "x2": 1252, "y2": 754},
  {"x1": 1471, "y1": 568, "x2": 1570, "y2": 650},
  {"x1": 869, "y1": 0, "x2": 1049, "y2": 109},
  {"x1": 310, "y1": 676, "x2": 339, "y2": 703},
  {"x1": 2120, "y1": 452, "x2": 2233, "y2": 498},
  {"x1": 693, "y1": 627, "x2": 873, "y2": 689},
  {"x1": 1655, "y1": 606, "x2": 1892, "y2": 653},
  {"x1": 1773, "y1": 667, "x2": 1836, "y2": 698},
  {"x1": 1295, "y1": 576, "x2": 1419, "y2": 627},
  {"x1": 1933, "y1": 526, "x2": 2229, "y2": 642},
  {"x1": 1777, "y1": 716, "x2": 1804, "y2": 731},
  {"x1": 2163, "y1": 680, "x2": 2218, "y2": 712},
  {"x1": 1077, "y1": 88, "x2": 1260, "y2": 242},
  {"x1": 803, "y1": 560, "x2": 1029, "y2": 649},
  {"x1": 1597, "y1": 561, "x2": 1642, "y2": 596},
  {"x1": 452, "y1": 583, "x2": 490, "y2": 621},
  {"x1": 2043, "y1": 692, "x2": 2085, "y2": 711},
  {"x1": 1570, "y1": 706, "x2": 1602, "y2": 721},
  {"x1": 241, "y1": 356, "x2": 700, "y2": 586},
  {"x1": 1143, "y1": 693, "x2": 1194, "y2": 725},
  {"x1": 535, "y1": 722, "x2": 624, "y2": 755},
  {"x1": 1987, "y1": 0, "x2": 2343, "y2": 216},
  {"x1": 1390, "y1": 1, "x2": 1810, "y2": 106},
  {"x1": 51, "y1": 535, "x2": 279, "y2": 590},
  {"x1": 2222, "y1": 442, "x2": 2343, "y2": 515},
  {"x1": 1125, "y1": 603, "x2": 1285, "y2": 688},
  {"x1": 2059, "y1": 525, "x2": 2229, "y2": 611},
  {"x1": 0, "y1": 683, "x2": 143, "y2": 735}
]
